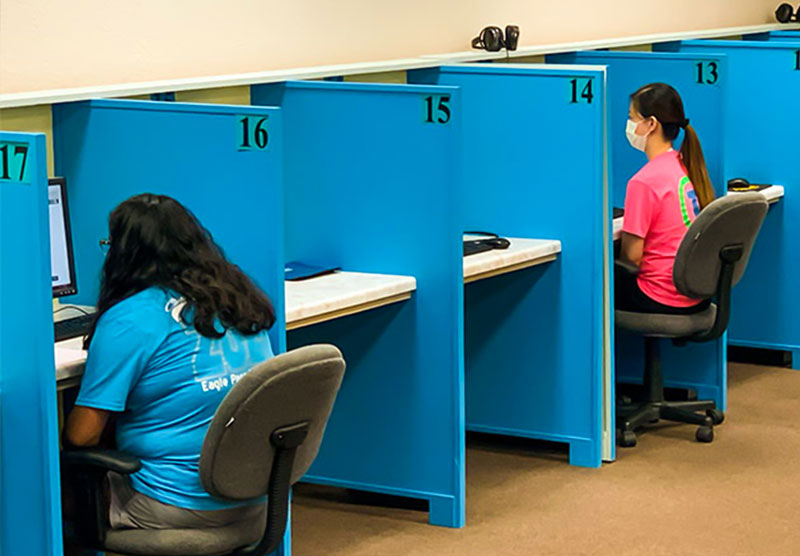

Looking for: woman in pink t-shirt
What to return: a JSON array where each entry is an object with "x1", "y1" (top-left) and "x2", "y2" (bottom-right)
[{"x1": 617, "y1": 83, "x2": 716, "y2": 314}]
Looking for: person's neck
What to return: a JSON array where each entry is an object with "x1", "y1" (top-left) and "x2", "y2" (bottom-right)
[{"x1": 645, "y1": 139, "x2": 673, "y2": 161}]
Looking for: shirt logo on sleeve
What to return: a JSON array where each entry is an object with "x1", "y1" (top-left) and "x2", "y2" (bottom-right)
[{"x1": 678, "y1": 176, "x2": 699, "y2": 227}]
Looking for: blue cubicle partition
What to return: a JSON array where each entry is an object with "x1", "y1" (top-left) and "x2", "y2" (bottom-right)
[
  {"x1": 548, "y1": 51, "x2": 729, "y2": 408},
  {"x1": 407, "y1": 64, "x2": 610, "y2": 467},
  {"x1": 52, "y1": 100, "x2": 287, "y2": 353},
  {"x1": 0, "y1": 132, "x2": 63, "y2": 556},
  {"x1": 549, "y1": 51, "x2": 727, "y2": 204},
  {"x1": 51, "y1": 100, "x2": 289, "y2": 555},
  {"x1": 658, "y1": 41, "x2": 800, "y2": 366},
  {"x1": 744, "y1": 30, "x2": 800, "y2": 42},
  {"x1": 251, "y1": 82, "x2": 465, "y2": 527}
]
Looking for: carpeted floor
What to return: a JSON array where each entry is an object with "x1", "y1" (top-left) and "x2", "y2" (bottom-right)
[{"x1": 291, "y1": 362, "x2": 800, "y2": 556}]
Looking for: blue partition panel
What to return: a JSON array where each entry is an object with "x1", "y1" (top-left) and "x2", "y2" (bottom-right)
[
  {"x1": 251, "y1": 82, "x2": 464, "y2": 527},
  {"x1": 408, "y1": 64, "x2": 608, "y2": 467},
  {"x1": 745, "y1": 30, "x2": 800, "y2": 42},
  {"x1": 659, "y1": 40, "x2": 800, "y2": 366},
  {"x1": 549, "y1": 51, "x2": 727, "y2": 205},
  {"x1": 0, "y1": 132, "x2": 63, "y2": 556},
  {"x1": 52, "y1": 100, "x2": 286, "y2": 352},
  {"x1": 549, "y1": 51, "x2": 729, "y2": 408},
  {"x1": 52, "y1": 101, "x2": 289, "y2": 554}
]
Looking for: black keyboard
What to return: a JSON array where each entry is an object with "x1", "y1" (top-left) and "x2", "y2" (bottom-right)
[
  {"x1": 613, "y1": 207, "x2": 624, "y2": 219},
  {"x1": 54, "y1": 313, "x2": 94, "y2": 342}
]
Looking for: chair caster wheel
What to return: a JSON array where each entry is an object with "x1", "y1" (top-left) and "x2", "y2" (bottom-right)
[
  {"x1": 707, "y1": 409, "x2": 725, "y2": 425},
  {"x1": 619, "y1": 430, "x2": 637, "y2": 448},
  {"x1": 696, "y1": 426, "x2": 714, "y2": 443}
]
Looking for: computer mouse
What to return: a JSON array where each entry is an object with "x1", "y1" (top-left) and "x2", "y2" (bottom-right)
[
  {"x1": 491, "y1": 237, "x2": 511, "y2": 249},
  {"x1": 727, "y1": 177, "x2": 751, "y2": 189}
]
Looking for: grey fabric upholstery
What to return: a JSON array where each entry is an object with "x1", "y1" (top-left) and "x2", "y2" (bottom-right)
[
  {"x1": 673, "y1": 192, "x2": 768, "y2": 299},
  {"x1": 616, "y1": 304, "x2": 717, "y2": 338},
  {"x1": 617, "y1": 193, "x2": 767, "y2": 339},
  {"x1": 104, "y1": 506, "x2": 266, "y2": 556},
  {"x1": 200, "y1": 344, "x2": 346, "y2": 500},
  {"x1": 105, "y1": 344, "x2": 345, "y2": 556}
]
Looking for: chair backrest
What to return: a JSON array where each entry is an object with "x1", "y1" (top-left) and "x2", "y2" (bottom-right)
[
  {"x1": 198, "y1": 344, "x2": 345, "y2": 501},
  {"x1": 673, "y1": 192, "x2": 768, "y2": 299}
]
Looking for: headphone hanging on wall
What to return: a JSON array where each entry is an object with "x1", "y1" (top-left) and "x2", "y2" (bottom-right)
[
  {"x1": 775, "y1": 3, "x2": 800, "y2": 23},
  {"x1": 471, "y1": 25, "x2": 520, "y2": 52}
]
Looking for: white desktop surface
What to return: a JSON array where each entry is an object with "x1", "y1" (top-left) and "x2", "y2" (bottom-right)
[
  {"x1": 463, "y1": 237, "x2": 561, "y2": 283},
  {"x1": 613, "y1": 217, "x2": 624, "y2": 241},
  {"x1": 286, "y1": 271, "x2": 417, "y2": 330},
  {"x1": 55, "y1": 272, "x2": 418, "y2": 383},
  {"x1": 55, "y1": 337, "x2": 88, "y2": 383},
  {"x1": 727, "y1": 185, "x2": 784, "y2": 204}
]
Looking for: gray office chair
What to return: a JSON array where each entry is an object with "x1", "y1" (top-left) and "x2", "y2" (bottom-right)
[
  {"x1": 61, "y1": 344, "x2": 346, "y2": 556},
  {"x1": 616, "y1": 192, "x2": 768, "y2": 447}
]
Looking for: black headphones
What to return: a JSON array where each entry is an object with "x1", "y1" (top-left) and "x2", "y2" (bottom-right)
[
  {"x1": 471, "y1": 25, "x2": 520, "y2": 52},
  {"x1": 775, "y1": 3, "x2": 800, "y2": 23}
]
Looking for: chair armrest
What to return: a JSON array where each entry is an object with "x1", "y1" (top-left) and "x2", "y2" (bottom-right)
[
  {"x1": 61, "y1": 449, "x2": 140, "y2": 548},
  {"x1": 614, "y1": 259, "x2": 641, "y2": 276},
  {"x1": 62, "y1": 448, "x2": 142, "y2": 475}
]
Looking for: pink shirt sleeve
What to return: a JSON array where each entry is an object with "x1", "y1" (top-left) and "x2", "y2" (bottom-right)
[{"x1": 622, "y1": 177, "x2": 657, "y2": 239}]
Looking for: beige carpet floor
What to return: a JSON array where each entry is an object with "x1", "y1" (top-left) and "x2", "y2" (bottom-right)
[{"x1": 291, "y1": 362, "x2": 800, "y2": 556}]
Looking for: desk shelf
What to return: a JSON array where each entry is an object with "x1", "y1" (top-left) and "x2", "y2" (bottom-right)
[
  {"x1": 56, "y1": 271, "x2": 419, "y2": 385},
  {"x1": 286, "y1": 271, "x2": 417, "y2": 331},
  {"x1": 463, "y1": 238, "x2": 561, "y2": 283},
  {"x1": 727, "y1": 185, "x2": 784, "y2": 204}
]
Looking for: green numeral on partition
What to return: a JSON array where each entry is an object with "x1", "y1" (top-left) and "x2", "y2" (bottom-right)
[
  {"x1": 0, "y1": 142, "x2": 30, "y2": 184},
  {"x1": 695, "y1": 61, "x2": 719, "y2": 85},
  {"x1": 569, "y1": 78, "x2": 594, "y2": 104},
  {"x1": 238, "y1": 116, "x2": 269, "y2": 150},
  {"x1": 424, "y1": 95, "x2": 451, "y2": 124}
]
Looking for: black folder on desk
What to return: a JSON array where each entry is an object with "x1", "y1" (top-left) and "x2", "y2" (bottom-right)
[{"x1": 285, "y1": 262, "x2": 340, "y2": 281}]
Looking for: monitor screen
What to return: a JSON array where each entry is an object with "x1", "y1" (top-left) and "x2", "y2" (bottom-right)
[{"x1": 48, "y1": 178, "x2": 77, "y2": 297}]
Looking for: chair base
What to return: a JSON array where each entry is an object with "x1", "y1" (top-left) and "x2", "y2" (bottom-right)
[{"x1": 617, "y1": 400, "x2": 724, "y2": 448}]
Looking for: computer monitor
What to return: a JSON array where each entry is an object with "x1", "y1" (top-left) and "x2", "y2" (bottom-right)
[{"x1": 48, "y1": 177, "x2": 78, "y2": 298}]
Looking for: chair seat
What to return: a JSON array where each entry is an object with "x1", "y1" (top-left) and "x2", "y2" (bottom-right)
[
  {"x1": 104, "y1": 514, "x2": 265, "y2": 556},
  {"x1": 615, "y1": 303, "x2": 717, "y2": 338}
]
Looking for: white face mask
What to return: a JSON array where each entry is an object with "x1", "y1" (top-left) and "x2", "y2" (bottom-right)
[{"x1": 626, "y1": 118, "x2": 650, "y2": 152}]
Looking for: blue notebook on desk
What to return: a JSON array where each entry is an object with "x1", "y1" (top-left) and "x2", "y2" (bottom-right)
[{"x1": 285, "y1": 261, "x2": 340, "y2": 281}]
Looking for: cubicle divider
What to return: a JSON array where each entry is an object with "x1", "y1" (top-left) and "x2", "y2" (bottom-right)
[
  {"x1": 549, "y1": 51, "x2": 727, "y2": 204},
  {"x1": 548, "y1": 51, "x2": 729, "y2": 408},
  {"x1": 658, "y1": 40, "x2": 800, "y2": 367},
  {"x1": 408, "y1": 64, "x2": 610, "y2": 467},
  {"x1": 745, "y1": 30, "x2": 800, "y2": 42},
  {"x1": 51, "y1": 100, "x2": 289, "y2": 555},
  {"x1": 0, "y1": 131, "x2": 63, "y2": 556},
  {"x1": 52, "y1": 99, "x2": 287, "y2": 351},
  {"x1": 251, "y1": 82, "x2": 465, "y2": 527}
]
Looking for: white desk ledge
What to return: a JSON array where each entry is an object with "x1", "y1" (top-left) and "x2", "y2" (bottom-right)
[
  {"x1": 727, "y1": 185, "x2": 784, "y2": 204},
  {"x1": 613, "y1": 217, "x2": 624, "y2": 242},
  {"x1": 286, "y1": 271, "x2": 416, "y2": 331},
  {"x1": 463, "y1": 238, "x2": 561, "y2": 283},
  {"x1": 55, "y1": 337, "x2": 88, "y2": 385}
]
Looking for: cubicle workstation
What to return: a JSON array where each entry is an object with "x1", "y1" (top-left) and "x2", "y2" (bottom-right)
[
  {"x1": 656, "y1": 40, "x2": 799, "y2": 366},
  {"x1": 0, "y1": 132, "x2": 64, "y2": 556},
  {"x1": 251, "y1": 81, "x2": 466, "y2": 527},
  {"x1": 744, "y1": 30, "x2": 800, "y2": 42},
  {"x1": 49, "y1": 100, "x2": 290, "y2": 555},
  {"x1": 407, "y1": 64, "x2": 611, "y2": 466},
  {"x1": 52, "y1": 99, "x2": 287, "y2": 351},
  {"x1": 548, "y1": 51, "x2": 730, "y2": 409}
]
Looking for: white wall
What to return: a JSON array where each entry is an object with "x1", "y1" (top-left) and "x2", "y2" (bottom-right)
[{"x1": 0, "y1": 0, "x2": 782, "y2": 94}]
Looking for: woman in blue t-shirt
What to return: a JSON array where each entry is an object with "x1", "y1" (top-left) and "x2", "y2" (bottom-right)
[{"x1": 65, "y1": 193, "x2": 276, "y2": 530}]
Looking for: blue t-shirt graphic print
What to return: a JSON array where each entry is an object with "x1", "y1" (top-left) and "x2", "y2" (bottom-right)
[{"x1": 76, "y1": 287, "x2": 275, "y2": 510}]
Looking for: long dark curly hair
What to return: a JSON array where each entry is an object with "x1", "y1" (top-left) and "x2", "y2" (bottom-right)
[{"x1": 84, "y1": 193, "x2": 275, "y2": 348}]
